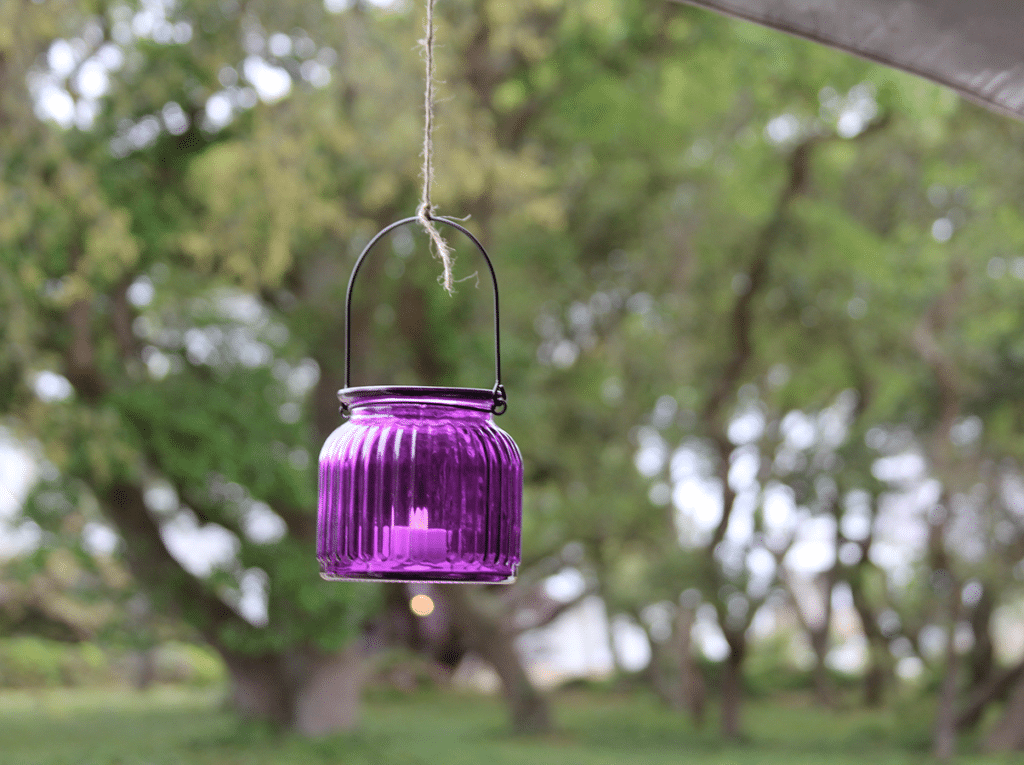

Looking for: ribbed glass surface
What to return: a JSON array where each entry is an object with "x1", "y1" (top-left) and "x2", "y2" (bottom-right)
[{"x1": 317, "y1": 387, "x2": 522, "y2": 583}]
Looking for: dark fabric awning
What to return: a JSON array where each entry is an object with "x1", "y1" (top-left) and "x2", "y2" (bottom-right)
[{"x1": 675, "y1": 0, "x2": 1024, "y2": 121}]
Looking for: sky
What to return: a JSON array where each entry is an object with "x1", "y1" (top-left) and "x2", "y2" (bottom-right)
[{"x1": 0, "y1": 434, "x2": 41, "y2": 559}]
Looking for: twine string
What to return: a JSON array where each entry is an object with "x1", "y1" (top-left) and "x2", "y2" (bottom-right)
[{"x1": 416, "y1": 0, "x2": 455, "y2": 294}]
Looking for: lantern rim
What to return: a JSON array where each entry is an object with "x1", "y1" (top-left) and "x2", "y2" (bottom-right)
[{"x1": 338, "y1": 385, "x2": 497, "y2": 409}]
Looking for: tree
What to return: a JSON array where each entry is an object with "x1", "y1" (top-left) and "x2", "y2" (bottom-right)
[{"x1": 8, "y1": 0, "x2": 1024, "y2": 750}]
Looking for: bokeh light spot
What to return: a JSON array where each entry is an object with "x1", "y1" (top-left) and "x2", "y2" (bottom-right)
[{"x1": 410, "y1": 594, "x2": 435, "y2": 617}]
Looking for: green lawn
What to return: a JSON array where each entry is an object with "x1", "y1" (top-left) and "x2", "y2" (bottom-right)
[{"x1": 0, "y1": 685, "x2": 1016, "y2": 765}]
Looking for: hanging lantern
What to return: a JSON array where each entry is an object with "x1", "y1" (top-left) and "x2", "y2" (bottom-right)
[{"x1": 318, "y1": 217, "x2": 522, "y2": 583}]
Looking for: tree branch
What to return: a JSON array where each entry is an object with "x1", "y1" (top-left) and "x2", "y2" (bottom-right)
[
  {"x1": 701, "y1": 117, "x2": 889, "y2": 554},
  {"x1": 101, "y1": 481, "x2": 245, "y2": 647},
  {"x1": 509, "y1": 585, "x2": 598, "y2": 634},
  {"x1": 957, "y1": 656, "x2": 1024, "y2": 731},
  {"x1": 59, "y1": 277, "x2": 251, "y2": 648}
]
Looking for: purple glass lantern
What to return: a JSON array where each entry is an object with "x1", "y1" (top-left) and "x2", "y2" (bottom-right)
[{"x1": 318, "y1": 217, "x2": 522, "y2": 583}]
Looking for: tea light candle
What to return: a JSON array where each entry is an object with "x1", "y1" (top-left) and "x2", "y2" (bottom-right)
[{"x1": 382, "y1": 508, "x2": 448, "y2": 562}]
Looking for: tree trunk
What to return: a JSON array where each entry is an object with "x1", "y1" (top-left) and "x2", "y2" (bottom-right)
[
  {"x1": 862, "y1": 654, "x2": 887, "y2": 708},
  {"x1": 645, "y1": 632, "x2": 678, "y2": 708},
  {"x1": 968, "y1": 585, "x2": 995, "y2": 690},
  {"x1": 101, "y1": 480, "x2": 369, "y2": 735},
  {"x1": 221, "y1": 642, "x2": 367, "y2": 735},
  {"x1": 984, "y1": 674, "x2": 1024, "y2": 752},
  {"x1": 932, "y1": 634, "x2": 960, "y2": 761},
  {"x1": 809, "y1": 628, "x2": 834, "y2": 708},
  {"x1": 956, "y1": 657, "x2": 1024, "y2": 732},
  {"x1": 131, "y1": 648, "x2": 157, "y2": 691},
  {"x1": 223, "y1": 652, "x2": 292, "y2": 726},
  {"x1": 675, "y1": 605, "x2": 706, "y2": 728},
  {"x1": 292, "y1": 642, "x2": 367, "y2": 736},
  {"x1": 443, "y1": 586, "x2": 552, "y2": 735},
  {"x1": 929, "y1": 523, "x2": 960, "y2": 761},
  {"x1": 848, "y1": 567, "x2": 891, "y2": 707},
  {"x1": 720, "y1": 633, "x2": 746, "y2": 741}
]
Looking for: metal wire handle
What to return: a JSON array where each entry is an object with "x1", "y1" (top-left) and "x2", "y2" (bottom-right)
[{"x1": 344, "y1": 216, "x2": 507, "y2": 415}]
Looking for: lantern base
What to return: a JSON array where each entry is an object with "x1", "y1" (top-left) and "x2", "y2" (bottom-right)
[{"x1": 319, "y1": 561, "x2": 517, "y2": 584}]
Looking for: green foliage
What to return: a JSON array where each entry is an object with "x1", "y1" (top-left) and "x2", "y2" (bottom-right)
[
  {"x1": 0, "y1": 638, "x2": 107, "y2": 688},
  {"x1": 0, "y1": 638, "x2": 225, "y2": 689},
  {"x1": 153, "y1": 641, "x2": 226, "y2": 686}
]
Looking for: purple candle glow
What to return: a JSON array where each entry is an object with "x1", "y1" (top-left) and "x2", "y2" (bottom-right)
[
  {"x1": 318, "y1": 386, "x2": 522, "y2": 583},
  {"x1": 381, "y1": 508, "x2": 448, "y2": 562}
]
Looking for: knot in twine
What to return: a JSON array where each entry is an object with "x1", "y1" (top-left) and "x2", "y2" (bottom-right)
[{"x1": 417, "y1": 0, "x2": 454, "y2": 294}]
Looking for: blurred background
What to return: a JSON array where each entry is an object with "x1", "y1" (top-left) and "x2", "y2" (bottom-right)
[{"x1": 3, "y1": 0, "x2": 1024, "y2": 762}]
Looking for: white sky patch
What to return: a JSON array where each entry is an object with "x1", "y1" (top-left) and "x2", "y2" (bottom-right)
[
  {"x1": 160, "y1": 511, "x2": 239, "y2": 577},
  {"x1": 82, "y1": 521, "x2": 119, "y2": 555},
  {"x1": 300, "y1": 60, "x2": 331, "y2": 88},
  {"x1": 727, "y1": 446, "x2": 760, "y2": 492},
  {"x1": 673, "y1": 476, "x2": 722, "y2": 546},
  {"x1": 127, "y1": 276, "x2": 155, "y2": 307},
  {"x1": 75, "y1": 59, "x2": 109, "y2": 99},
  {"x1": 143, "y1": 480, "x2": 178, "y2": 514},
  {"x1": 268, "y1": 32, "x2": 292, "y2": 58},
  {"x1": 840, "y1": 503, "x2": 872, "y2": 542},
  {"x1": 0, "y1": 435, "x2": 41, "y2": 559},
  {"x1": 762, "y1": 482, "x2": 797, "y2": 539},
  {"x1": 544, "y1": 567, "x2": 587, "y2": 602},
  {"x1": 47, "y1": 39, "x2": 79, "y2": 76},
  {"x1": 749, "y1": 600, "x2": 779, "y2": 639},
  {"x1": 242, "y1": 501, "x2": 287, "y2": 544},
  {"x1": 818, "y1": 393, "x2": 856, "y2": 448},
  {"x1": 323, "y1": 0, "x2": 400, "y2": 10},
  {"x1": 670, "y1": 443, "x2": 708, "y2": 484},
  {"x1": 785, "y1": 515, "x2": 837, "y2": 573},
  {"x1": 993, "y1": 604, "x2": 1024, "y2": 664},
  {"x1": 287, "y1": 359, "x2": 321, "y2": 397},
  {"x1": 204, "y1": 92, "x2": 233, "y2": 130},
  {"x1": 161, "y1": 101, "x2": 190, "y2": 135},
  {"x1": 694, "y1": 603, "x2": 729, "y2": 661},
  {"x1": 725, "y1": 490, "x2": 757, "y2": 543},
  {"x1": 517, "y1": 595, "x2": 615, "y2": 687},
  {"x1": 781, "y1": 410, "x2": 816, "y2": 450},
  {"x1": 728, "y1": 407, "x2": 765, "y2": 445},
  {"x1": 641, "y1": 601, "x2": 674, "y2": 643},
  {"x1": 897, "y1": 656, "x2": 924, "y2": 681},
  {"x1": 243, "y1": 56, "x2": 292, "y2": 103},
  {"x1": 873, "y1": 451, "x2": 927, "y2": 484},
  {"x1": 184, "y1": 327, "x2": 218, "y2": 365},
  {"x1": 33, "y1": 370, "x2": 74, "y2": 402},
  {"x1": 144, "y1": 348, "x2": 172, "y2": 380},
  {"x1": 932, "y1": 218, "x2": 954, "y2": 242},
  {"x1": 634, "y1": 425, "x2": 667, "y2": 478},
  {"x1": 236, "y1": 567, "x2": 269, "y2": 626},
  {"x1": 218, "y1": 291, "x2": 266, "y2": 324},
  {"x1": 75, "y1": 99, "x2": 99, "y2": 130},
  {"x1": 0, "y1": 439, "x2": 36, "y2": 518},
  {"x1": 34, "y1": 82, "x2": 75, "y2": 128},
  {"x1": 745, "y1": 546, "x2": 776, "y2": 598},
  {"x1": 96, "y1": 43, "x2": 125, "y2": 71},
  {"x1": 611, "y1": 614, "x2": 651, "y2": 672},
  {"x1": 765, "y1": 113, "x2": 801, "y2": 146},
  {"x1": 828, "y1": 635, "x2": 867, "y2": 673},
  {"x1": 32, "y1": 36, "x2": 120, "y2": 130},
  {"x1": 0, "y1": 518, "x2": 43, "y2": 560},
  {"x1": 833, "y1": 82, "x2": 878, "y2": 139}
]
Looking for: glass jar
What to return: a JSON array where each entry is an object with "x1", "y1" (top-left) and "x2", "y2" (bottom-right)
[{"x1": 318, "y1": 386, "x2": 522, "y2": 582}]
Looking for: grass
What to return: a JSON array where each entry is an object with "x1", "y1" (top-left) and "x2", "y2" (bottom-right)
[{"x1": 0, "y1": 684, "x2": 1018, "y2": 765}]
